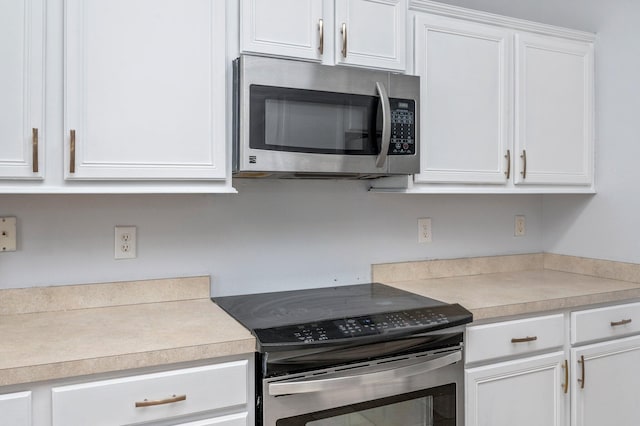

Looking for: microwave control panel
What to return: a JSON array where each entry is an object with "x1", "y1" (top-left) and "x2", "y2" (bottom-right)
[{"x1": 389, "y1": 99, "x2": 416, "y2": 155}]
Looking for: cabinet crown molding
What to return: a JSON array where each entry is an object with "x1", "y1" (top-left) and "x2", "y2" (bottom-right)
[{"x1": 409, "y1": 0, "x2": 596, "y2": 42}]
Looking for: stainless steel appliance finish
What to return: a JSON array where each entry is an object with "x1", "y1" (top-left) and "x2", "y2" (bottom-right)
[
  {"x1": 213, "y1": 283, "x2": 472, "y2": 426},
  {"x1": 233, "y1": 55, "x2": 420, "y2": 179}
]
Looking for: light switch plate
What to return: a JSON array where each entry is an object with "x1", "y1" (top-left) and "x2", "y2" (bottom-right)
[{"x1": 0, "y1": 217, "x2": 17, "y2": 252}]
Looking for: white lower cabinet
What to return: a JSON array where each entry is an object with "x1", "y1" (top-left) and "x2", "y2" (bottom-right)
[
  {"x1": 571, "y1": 336, "x2": 640, "y2": 426},
  {"x1": 52, "y1": 361, "x2": 249, "y2": 426},
  {"x1": 467, "y1": 301, "x2": 640, "y2": 426},
  {"x1": 0, "y1": 391, "x2": 32, "y2": 426},
  {"x1": 570, "y1": 302, "x2": 640, "y2": 426},
  {"x1": 466, "y1": 351, "x2": 566, "y2": 426},
  {"x1": 465, "y1": 314, "x2": 567, "y2": 426}
]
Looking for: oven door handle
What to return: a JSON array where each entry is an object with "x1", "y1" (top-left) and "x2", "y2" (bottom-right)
[
  {"x1": 375, "y1": 81, "x2": 391, "y2": 169},
  {"x1": 268, "y1": 350, "x2": 461, "y2": 396}
]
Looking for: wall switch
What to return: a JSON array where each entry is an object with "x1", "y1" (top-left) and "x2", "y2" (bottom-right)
[
  {"x1": 114, "y1": 226, "x2": 136, "y2": 259},
  {"x1": 418, "y1": 218, "x2": 432, "y2": 243},
  {"x1": 515, "y1": 215, "x2": 526, "y2": 237},
  {"x1": 0, "y1": 217, "x2": 17, "y2": 252}
]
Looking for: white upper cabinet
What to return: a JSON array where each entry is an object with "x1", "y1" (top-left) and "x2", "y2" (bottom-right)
[
  {"x1": 414, "y1": 15, "x2": 511, "y2": 184},
  {"x1": 64, "y1": 0, "x2": 226, "y2": 180},
  {"x1": 334, "y1": 0, "x2": 407, "y2": 71},
  {"x1": 240, "y1": 0, "x2": 324, "y2": 61},
  {"x1": 0, "y1": 0, "x2": 45, "y2": 179},
  {"x1": 240, "y1": 0, "x2": 407, "y2": 71},
  {"x1": 514, "y1": 32, "x2": 594, "y2": 186},
  {"x1": 372, "y1": 3, "x2": 595, "y2": 194}
]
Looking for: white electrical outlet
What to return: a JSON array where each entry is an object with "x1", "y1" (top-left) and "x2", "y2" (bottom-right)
[
  {"x1": 0, "y1": 217, "x2": 17, "y2": 252},
  {"x1": 515, "y1": 215, "x2": 526, "y2": 237},
  {"x1": 114, "y1": 226, "x2": 137, "y2": 259},
  {"x1": 418, "y1": 218, "x2": 432, "y2": 243}
]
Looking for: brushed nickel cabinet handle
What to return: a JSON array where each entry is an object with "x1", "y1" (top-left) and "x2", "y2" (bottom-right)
[
  {"x1": 563, "y1": 359, "x2": 569, "y2": 394},
  {"x1": 520, "y1": 149, "x2": 527, "y2": 179},
  {"x1": 318, "y1": 19, "x2": 324, "y2": 55},
  {"x1": 341, "y1": 23, "x2": 347, "y2": 58},
  {"x1": 70, "y1": 129, "x2": 76, "y2": 174},
  {"x1": 504, "y1": 149, "x2": 511, "y2": 179},
  {"x1": 511, "y1": 336, "x2": 537, "y2": 343},
  {"x1": 135, "y1": 394, "x2": 186, "y2": 408},
  {"x1": 611, "y1": 318, "x2": 632, "y2": 327},
  {"x1": 32, "y1": 128, "x2": 39, "y2": 173},
  {"x1": 578, "y1": 355, "x2": 585, "y2": 389}
]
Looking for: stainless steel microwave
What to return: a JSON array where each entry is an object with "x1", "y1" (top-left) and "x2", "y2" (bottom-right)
[{"x1": 233, "y1": 55, "x2": 420, "y2": 179}]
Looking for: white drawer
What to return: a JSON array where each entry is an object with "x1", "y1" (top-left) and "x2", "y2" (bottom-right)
[
  {"x1": 177, "y1": 412, "x2": 248, "y2": 426},
  {"x1": 0, "y1": 391, "x2": 31, "y2": 426},
  {"x1": 466, "y1": 314, "x2": 565, "y2": 364},
  {"x1": 52, "y1": 360, "x2": 248, "y2": 426},
  {"x1": 571, "y1": 301, "x2": 640, "y2": 344}
]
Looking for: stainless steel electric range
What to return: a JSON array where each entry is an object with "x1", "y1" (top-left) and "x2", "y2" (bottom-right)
[{"x1": 213, "y1": 283, "x2": 472, "y2": 426}]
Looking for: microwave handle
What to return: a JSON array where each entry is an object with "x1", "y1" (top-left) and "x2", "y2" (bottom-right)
[{"x1": 375, "y1": 82, "x2": 391, "y2": 168}]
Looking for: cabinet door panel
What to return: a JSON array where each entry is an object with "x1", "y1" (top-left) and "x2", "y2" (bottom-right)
[
  {"x1": 466, "y1": 352, "x2": 566, "y2": 426},
  {"x1": 240, "y1": 0, "x2": 323, "y2": 61},
  {"x1": 0, "y1": 391, "x2": 31, "y2": 426},
  {"x1": 0, "y1": 0, "x2": 44, "y2": 179},
  {"x1": 572, "y1": 335, "x2": 640, "y2": 426},
  {"x1": 414, "y1": 15, "x2": 511, "y2": 184},
  {"x1": 515, "y1": 32, "x2": 594, "y2": 185},
  {"x1": 65, "y1": 0, "x2": 226, "y2": 180},
  {"x1": 335, "y1": 0, "x2": 406, "y2": 71}
]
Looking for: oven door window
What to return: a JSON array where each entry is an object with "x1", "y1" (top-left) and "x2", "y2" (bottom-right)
[
  {"x1": 276, "y1": 384, "x2": 455, "y2": 426},
  {"x1": 250, "y1": 85, "x2": 382, "y2": 155}
]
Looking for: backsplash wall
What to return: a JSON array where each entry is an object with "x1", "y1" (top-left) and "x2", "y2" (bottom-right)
[{"x1": 0, "y1": 181, "x2": 542, "y2": 295}]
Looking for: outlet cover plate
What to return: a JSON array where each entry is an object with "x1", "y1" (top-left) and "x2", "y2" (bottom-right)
[
  {"x1": 115, "y1": 226, "x2": 137, "y2": 259},
  {"x1": 0, "y1": 217, "x2": 17, "y2": 252}
]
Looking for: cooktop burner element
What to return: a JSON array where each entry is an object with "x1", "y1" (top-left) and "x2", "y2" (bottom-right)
[{"x1": 213, "y1": 283, "x2": 472, "y2": 351}]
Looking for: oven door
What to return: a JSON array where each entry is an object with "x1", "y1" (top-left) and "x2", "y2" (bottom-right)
[{"x1": 262, "y1": 348, "x2": 463, "y2": 426}]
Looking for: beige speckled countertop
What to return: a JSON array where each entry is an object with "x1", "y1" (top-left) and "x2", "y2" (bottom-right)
[
  {"x1": 0, "y1": 277, "x2": 255, "y2": 387},
  {"x1": 374, "y1": 254, "x2": 640, "y2": 321}
]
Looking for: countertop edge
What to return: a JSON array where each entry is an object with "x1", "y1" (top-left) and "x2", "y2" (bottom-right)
[{"x1": 0, "y1": 338, "x2": 257, "y2": 387}]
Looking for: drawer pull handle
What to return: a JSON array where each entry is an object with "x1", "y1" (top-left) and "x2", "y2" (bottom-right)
[
  {"x1": 578, "y1": 355, "x2": 585, "y2": 389},
  {"x1": 135, "y1": 394, "x2": 186, "y2": 408},
  {"x1": 563, "y1": 359, "x2": 569, "y2": 394},
  {"x1": 611, "y1": 319, "x2": 632, "y2": 327},
  {"x1": 511, "y1": 336, "x2": 537, "y2": 343}
]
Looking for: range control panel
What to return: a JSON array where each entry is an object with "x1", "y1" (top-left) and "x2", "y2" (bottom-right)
[
  {"x1": 388, "y1": 99, "x2": 416, "y2": 156},
  {"x1": 255, "y1": 304, "x2": 470, "y2": 346}
]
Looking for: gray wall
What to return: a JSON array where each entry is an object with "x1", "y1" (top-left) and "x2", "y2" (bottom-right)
[{"x1": 0, "y1": 184, "x2": 542, "y2": 295}]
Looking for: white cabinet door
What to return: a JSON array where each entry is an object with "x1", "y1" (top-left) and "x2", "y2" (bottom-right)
[
  {"x1": 64, "y1": 0, "x2": 226, "y2": 180},
  {"x1": 514, "y1": 32, "x2": 594, "y2": 186},
  {"x1": 413, "y1": 15, "x2": 511, "y2": 184},
  {"x1": 571, "y1": 335, "x2": 640, "y2": 426},
  {"x1": 0, "y1": 0, "x2": 45, "y2": 179},
  {"x1": 0, "y1": 391, "x2": 31, "y2": 426},
  {"x1": 240, "y1": 0, "x2": 324, "y2": 61},
  {"x1": 335, "y1": 0, "x2": 406, "y2": 71},
  {"x1": 466, "y1": 351, "x2": 566, "y2": 426}
]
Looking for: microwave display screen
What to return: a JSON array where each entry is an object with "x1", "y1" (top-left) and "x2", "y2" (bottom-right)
[{"x1": 250, "y1": 85, "x2": 381, "y2": 155}]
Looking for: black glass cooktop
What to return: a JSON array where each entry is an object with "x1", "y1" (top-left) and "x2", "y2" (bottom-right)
[{"x1": 213, "y1": 283, "x2": 472, "y2": 350}]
